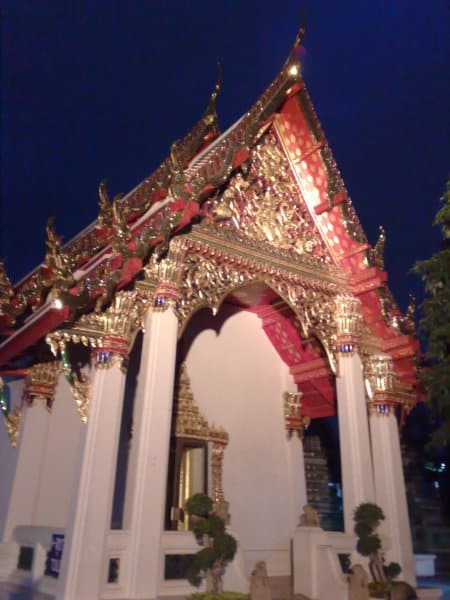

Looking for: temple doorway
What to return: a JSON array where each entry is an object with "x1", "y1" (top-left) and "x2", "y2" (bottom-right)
[{"x1": 165, "y1": 281, "x2": 338, "y2": 574}]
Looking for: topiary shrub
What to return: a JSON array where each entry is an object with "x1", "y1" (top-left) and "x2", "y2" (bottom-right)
[
  {"x1": 384, "y1": 561, "x2": 401, "y2": 580},
  {"x1": 353, "y1": 502, "x2": 402, "y2": 597},
  {"x1": 368, "y1": 580, "x2": 392, "y2": 598},
  {"x1": 185, "y1": 493, "x2": 237, "y2": 593},
  {"x1": 189, "y1": 592, "x2": 249, "y2": 600},
  {"x1": 354, "y1": 503, "x2": 385, "y2": 530}
]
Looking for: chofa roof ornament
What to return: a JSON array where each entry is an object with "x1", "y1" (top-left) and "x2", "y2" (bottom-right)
[{"x1": 284, "y1": 10, "x2": 306, "y2": 80}]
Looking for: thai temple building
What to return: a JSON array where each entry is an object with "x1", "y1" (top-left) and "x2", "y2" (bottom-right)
[{"x1": 0, "y1": 25, "x2": 423, "y2": 600}]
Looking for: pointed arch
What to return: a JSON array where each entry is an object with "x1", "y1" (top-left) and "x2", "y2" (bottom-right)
[{"x1": 172, "y1": 236, "x2": 340, "y2": 376}]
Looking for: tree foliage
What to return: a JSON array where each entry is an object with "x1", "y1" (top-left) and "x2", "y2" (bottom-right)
[
  {"x1": 185, "y1": 493, "x2": 237, "y2": 592},
  {"x1": 353, "y1": 502, "x2": 401, "y2": 583},
  {"x1": 413, "y1": 178, "x2": 450, "y2": 446}
]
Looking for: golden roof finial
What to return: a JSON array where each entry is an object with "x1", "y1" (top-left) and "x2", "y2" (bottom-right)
[
  {"x1": 44, "y1": 217, "x2": 75, "y2": 294},
  {"x1": 45, "y1": 217, "x2": 64, "y2": 269},
  {"x1": 203, "y1": 62, "x2": 223, "y2": 127},
  {"x1": 285, "y1": 10, "x2": 306, "y2": 80},
  {"x1": 292, "y1": 9, "x2": 307, "y2": 49},
  {"x1": 368, "y1": 225, "x2": 386, "y2": 270},
  {"x1": 401, "y1": 294, "x2": 416, "y2": 335},
  {"x1": 0, "y1": 261, "x2": 14, "y2": 304},
  {"x1": 98, "y1": 179, "x2": 114, "y2": 228},
  {"x1": 111, "y1": 194, "x2": 130, "y2": 255}
]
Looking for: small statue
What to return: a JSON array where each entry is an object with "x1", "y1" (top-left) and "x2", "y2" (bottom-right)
[
  {"x1": 368, "y1": 225, "x2": 385, "y2": 270},
  {"x1": 111, "y1": 195, "x2": 131, "y2": 254},
  {"x1": 44, "y1": 218, "x2": 74, "y2": 290},
  {"x1": 400, "y1": 295, "x2": 416, "y2": 335},
  {"x1": 0, "y1": 261, "x2": 14, "y2": 303},
  {"x1": 250, "y1": 561, "x2": 272, "y2": 600},
  {"x1": 347, "y1": 564, "x2": 370, "y2": 600},
  {"x1": 298, "y1": 504, "x2": 321, "y2": 527},
  {"x1": 97, "y1": 180, "x2": 114, "y2": 228}
]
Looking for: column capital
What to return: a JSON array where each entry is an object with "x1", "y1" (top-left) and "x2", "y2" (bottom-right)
[
  {"x1": 0, "y1": 376, "x2": 22, "y2": 447},
  {"x1": 46, "y1": 290, "x2": 145, "y2": 372},
  {"x1": 283, "y1": 391, "x2": 310, "y2": 439},
  {"x1": 365, "y1": 352, "x2": 398, "y2": 416},
  {"x1": 22, "y1": 361, "x2": 61, "y2": 411},
  {"x1": 142, "y1": 253, "x2": 180, "y2": 311},
  {"x1": 335, "y1": 294, "x2": 362, "y2": 354}
]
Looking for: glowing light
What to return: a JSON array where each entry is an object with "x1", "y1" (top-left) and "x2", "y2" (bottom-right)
[
  {"x1": 288, "y1": 64, "x2": 299, "y2": 77},
  {"x1": 53, "y1": 297, "x2": 64, "y2": 310}
]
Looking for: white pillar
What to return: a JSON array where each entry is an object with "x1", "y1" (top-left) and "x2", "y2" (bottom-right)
[
  {"x1": 56, "y1": 365, "x2": 126, "y2": 600},
  {"x1": 283, "y1": 380, "x2": 308, "y2": 529},
  {"x1": 124, "y1": 305, "x2": 178, "y2": 599},
  {"x1": 286, "y1": 434, "x2": 308, "y2": 529},
  {"x1": 336, "y1": 351, "x2": 375, "y2": 532},
  {"x1": 370, "y1": 413, "x2": 416, "y2": 586},
  {"x1": 2, "y1": 402, "x2": 51, "y2": 539},
  {"x1": 366, "y1": 352, "x2": 416, "y2": 586},
  {"x1": 335, "y1": 294, "x2": 375, "y2": 533}
]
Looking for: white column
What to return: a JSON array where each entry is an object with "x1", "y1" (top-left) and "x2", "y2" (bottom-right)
[
  {"x1": 124, "y1": 306, "x2": 178, "y2": 599},
  {"x1": 2, "y1": 402, "x2": 51, "y2": 539},
  {"x1": 366, "y1": 352, "x2": 416, "y2": 586},
  {"x1": 283, "y1": 380, "x2": 308, "y2": 529},
  {"x1": 286, "y1": 434, "x2": 308, "y2": 529},
  {"x1": 370, "y1": 413, "x2": 416, "y2": 586},
  {"x1": 336, "y1": 351, "x2": 375, "y2": 532},
  {"x1": 56, "y1": 365, "x2": 126, "y2": 600}
]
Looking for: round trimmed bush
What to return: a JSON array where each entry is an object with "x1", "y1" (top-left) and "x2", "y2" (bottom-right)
[
  {"x1": 185, "y1": 493, "x2": 213, "y2": 518},
  {"x1": 356, "y1": 534, "x2": 381, "y2": 556}
]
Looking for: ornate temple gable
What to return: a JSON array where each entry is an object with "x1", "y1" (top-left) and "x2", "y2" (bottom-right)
[
  {"x1": 199, "y1": 130, "x2": 335, "y2": 269},
  {"x1": 273, "y1": 86, "x2": 418, "y2": 375},
  {"x1": 169, "y1": 234, "x2": 340, "y2": 380},
  {"x1": 0, "y1": 24, "x2": 417, "y2": 394},
  {"x1": 2, "y1": 37, "x2": 303, "y2": 330},
  {"x1": 276, "y1": 92, "x2": 370, "y2": 272}
]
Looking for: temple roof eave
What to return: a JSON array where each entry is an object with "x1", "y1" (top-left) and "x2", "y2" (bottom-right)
[{"x1": 0, "y1": 25, "x2": 419, "y2": 385}]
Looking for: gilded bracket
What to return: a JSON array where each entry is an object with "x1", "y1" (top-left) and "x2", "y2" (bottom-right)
[
  {"x1": 334, "y1": 294, "x2": 362, "y2": 355},
  {"x1": 0, "y1": 376, "x2": 21, "y2": 447},
  {"x1": 22, "y1": 361, "x2": 61, "y2": 412},
  {"x1": 283, "y1": 391, "x2": 310, "y2": 439},
  {"x1": 46, "y1": 290, "x2": 145, "y2": 421}
]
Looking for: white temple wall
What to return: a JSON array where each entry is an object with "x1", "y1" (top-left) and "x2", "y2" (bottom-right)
[
  {"x1": 0, "y1": 379, "x2": 23, "y2": 538},
  {"x1": 34, "y1": 376, "x2": 84, "y2": 527},
  {"x1": 185, "y1": 306, "x2": 300, "y2": 575},
  {"x1": 0, "y1": 376, "x2": 84, "y2": 539}
]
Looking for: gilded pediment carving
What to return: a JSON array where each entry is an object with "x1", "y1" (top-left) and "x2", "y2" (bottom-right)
[{"x1": 201, "y1": 131, "x2": 333, "y2": 266}]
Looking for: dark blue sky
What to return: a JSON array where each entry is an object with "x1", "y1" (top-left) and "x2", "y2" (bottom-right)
[{"x1": 1, "y1": 1, "x2": 449, "y2": 312}]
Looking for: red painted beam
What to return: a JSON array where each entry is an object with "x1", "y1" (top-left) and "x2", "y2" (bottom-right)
[{"x1": 0, "y1": 306, "x2": 69, "y2": 366}]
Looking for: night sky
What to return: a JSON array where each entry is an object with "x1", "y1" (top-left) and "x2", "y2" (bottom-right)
[{"x1": 2, "y1": 1, "x2": 449, "y2": 314}]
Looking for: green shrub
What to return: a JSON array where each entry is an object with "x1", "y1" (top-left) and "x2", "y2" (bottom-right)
[
  {"x1": 353, "y1": 503, "x2": 385, "y2": 528},
  {"x1": 213, "y1": 533, "x2": 237, "y2": 560},
  {"x1": 353, "y1": 501, "x2": 402, "y2": 593},
  {"x1": 384, "y1": 562, "x2": 401, "y2": 580},
  {"x1": 189, "y1": 592, "x2": 249, "y2": 600},
  {"x1": 368, "y1": 580, "x2": 392, "y2": 598},
  {"x1": 185, "y1": 493, "x2": 237, "y2": 592},
  {"x1": 354, "y1": 522, "x2": 372, "y2": 538},
  {"x1": 195, "y1": 547, "x2": 217, "y2": 569},
  {"x1": 186, "y1": 493, "x2": 213, "y2": 517},
  {"x1": 356, "y1": 534, "x2": 382, "y2": 556}
]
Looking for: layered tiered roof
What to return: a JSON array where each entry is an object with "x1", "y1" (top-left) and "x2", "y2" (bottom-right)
[{"x1": 0, "y1": 25, "x2": 418, "y2": 404}]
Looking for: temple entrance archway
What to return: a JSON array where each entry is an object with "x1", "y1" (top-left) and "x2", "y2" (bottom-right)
[{"x1": 166, "y1": 279, "x2": 338, "y2": 576}]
